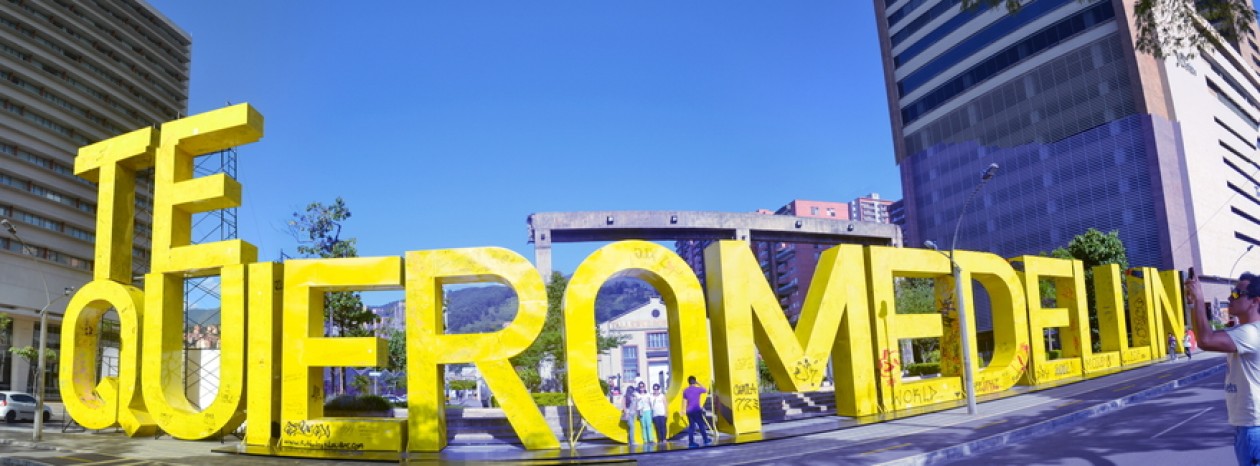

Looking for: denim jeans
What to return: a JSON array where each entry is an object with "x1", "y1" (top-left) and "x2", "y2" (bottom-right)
[
  {"x1": 639, "y1": 409, "x2": 654, "y2": 442},
  {"x1": 686, "y1": 410, "x2": 710, "y2": 446},
  {"x1": 1236, "y1": 426, "x2": 1260, "y2": 465}
]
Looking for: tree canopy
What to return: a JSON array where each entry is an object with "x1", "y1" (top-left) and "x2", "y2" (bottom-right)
[
  {"x1": 962, "y1": 0, "x2": 1257, "y2": 63},
  {"x1": 287, "y1": 197, "x2": 377, "y2": 394}
]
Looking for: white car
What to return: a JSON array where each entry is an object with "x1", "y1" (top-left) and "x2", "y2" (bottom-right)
[{"x1": 0, "y1": 391, "x2": 51, "y2": 423}]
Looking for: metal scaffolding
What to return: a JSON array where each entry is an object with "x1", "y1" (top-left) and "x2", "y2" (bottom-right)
[{"x1": 182, "y1": 147, "x2": 238, "y2": 408}]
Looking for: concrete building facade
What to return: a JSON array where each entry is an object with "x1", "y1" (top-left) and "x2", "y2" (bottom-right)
[
  {"x1": 597, "y1": 297, "x2": 672, "y2": 391},
  {"x1": 875, "y1": 0, "x2": 1258, "y2": 285},
  {"x1": 0, "y1": 0, "x2": 189, "y2": 393},
  {"x1": 669, "y1": 200, "x2": 900, "y2": 322},
  {"x1": 850, "y1": 193, "x2": 895, "y2": 223}
]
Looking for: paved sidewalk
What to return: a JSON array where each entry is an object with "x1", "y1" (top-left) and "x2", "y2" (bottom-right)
[{"x1": 0, "y1": 353, "x2": 1227, "y2": 465}]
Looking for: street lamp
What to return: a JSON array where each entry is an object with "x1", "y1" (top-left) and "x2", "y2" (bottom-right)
[
  {"x1": 1230, "y1": 244, "x2": 1254, "y2": 281},
  {"x1": 1, "y1": 218, "x2": 71, "y2": 440},
  {"x1": 33, "y1": 286, "x2": 71, "y2": 441},
  {"x1": 924, "y1": 162, "x2": 999, "y2": 416}
]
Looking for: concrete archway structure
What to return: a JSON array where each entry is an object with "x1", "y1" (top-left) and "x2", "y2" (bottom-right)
[{"x1": 527, "y1": 210, "x2": 902, "y2": 279}]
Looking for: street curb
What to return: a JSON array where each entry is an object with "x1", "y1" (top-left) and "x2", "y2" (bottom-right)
[{"x1": 877, "y1": 361, "x2": 1228, "y2": 466}]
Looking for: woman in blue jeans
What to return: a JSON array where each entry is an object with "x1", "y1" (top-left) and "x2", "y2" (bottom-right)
[{"x1": 636, "y1": 382, "x2": 654, "y2": 444}]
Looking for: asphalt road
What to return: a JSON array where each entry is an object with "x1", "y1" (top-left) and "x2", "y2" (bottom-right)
[{"x1": 947, "y1": 371, "x2": 1235, "y2": 465}]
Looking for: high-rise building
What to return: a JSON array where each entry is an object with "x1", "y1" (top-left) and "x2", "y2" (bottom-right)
[
  {"x1": 889, "y1": 198, "x2": 907, "y2": 230},
  {"x1": 875, "y1": 0, "x2": 1260, "y2": 294},
  {"x1": 756, "y1": 200, "x2": 853, "y2": 320},
  {"x1": 675, "y1": 199, "x2": 874, "y2": 321},
  {"x1": 851, "y1": 192, "x2": 895, "y2": 223},
  {"x1": 0, "y1": 0, "x2": 189, "y2": 392}
]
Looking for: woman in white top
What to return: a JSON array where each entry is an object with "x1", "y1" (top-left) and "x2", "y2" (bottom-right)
[
  {"x1": 650, "y1": 383, "x2": 668, "y2": 444},
  {"x1": 636, "y1": 382, "x2": 655, "y2": 443}
]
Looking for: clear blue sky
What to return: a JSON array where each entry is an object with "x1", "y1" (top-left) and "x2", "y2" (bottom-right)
[{"x1": 147, "y1": 1, "x2": 901, "y2": 302}]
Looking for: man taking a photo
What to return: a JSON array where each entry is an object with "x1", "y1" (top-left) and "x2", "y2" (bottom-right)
[{"x1": 1187, "y1": 271, "x2": 1260, "y2": 465}]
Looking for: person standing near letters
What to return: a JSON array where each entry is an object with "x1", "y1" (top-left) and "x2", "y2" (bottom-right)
[
  {"x1": 1167, "y1": 332, "x2": 1178, "y2": 362},
  {"x1": 636, "y1": 382, "x2": 655, "y2": 444},
  {"x1": 1185, "y1": 329, "x2": 1196, "y2": 360},
  {"x1": 1186, "y1": 271, "x2": 1260, "y2": 465},
  {"x1": 650, "y1": 383, "x2": 667, "y2": 445},
  {"x1": 622, "y1": 386, "x2": 639, "y2": 448},
  {"x1": 682, "y1": 375, "x2": 711, "y2": 448}
]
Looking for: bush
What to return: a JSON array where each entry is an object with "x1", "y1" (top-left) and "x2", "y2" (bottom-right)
[
  {"x1": 324, "y1": 395, "x2": 392, "y2": 412},
  {"x1": 1047, "y1": 349, "x2": 1062, "y2": 360},
  {"x1": 449, "y1": 380, "x2": 476, "y2": 391},
  {"x1": 532, "y1": 392, "x2": 567, "y2": 406},
  {"x1": 517, "y1": 367, "x2": 542, "y2": 392},
  {"x1": 922, "y1": 349, "x2": 941, "y2": 363},
  {"x1": 600, "y1": 379, "x2": 610, "y2": 396},
  {"x1": 905, "y1": 363, "x2": 940, "y2": 376}
]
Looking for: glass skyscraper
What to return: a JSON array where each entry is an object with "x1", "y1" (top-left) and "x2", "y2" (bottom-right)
[{"x1": 876, "y1": 0, "x2": 1260, "y2": 284}]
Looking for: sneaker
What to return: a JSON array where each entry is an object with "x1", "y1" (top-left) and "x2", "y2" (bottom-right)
[
  {"x1": 689, "y1": 443, "x2": 700, "y2": 448},
  {"x1": 704, "y1": 439, "x2": 713, "y2": 446}
]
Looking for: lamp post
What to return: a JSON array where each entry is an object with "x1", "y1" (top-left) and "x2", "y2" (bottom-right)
[
  {"x1": 1230, "y1": 245, "x2": 1254, "y2": 281},
  {"x1": 1, "y1": 218, "x2": 71, "y2": 440},
  {"x1": 924, "y1": 162, "x2": 999, "y2": 416},
  {"x1": 33, "y1": 287, "x2": 71, "y2": 440}
]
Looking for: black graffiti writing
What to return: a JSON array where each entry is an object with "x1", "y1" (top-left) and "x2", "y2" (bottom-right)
[{"x1": 284, "y1": 421, "x2": 332, "y2": 439}]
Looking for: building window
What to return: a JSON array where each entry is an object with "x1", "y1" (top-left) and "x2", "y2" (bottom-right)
[
  {"x1": 622, "y1": 345, "x2": 639, "y2": 381},
  {"x1": 827, "y1": 208, "x2": 836, "y2": 217},
  {"x1": 810, "y1": 206, "x2": 819, "y2": 215},
  {"x1": 647, "y1": 332, "x2": 668, "y2": 349}
]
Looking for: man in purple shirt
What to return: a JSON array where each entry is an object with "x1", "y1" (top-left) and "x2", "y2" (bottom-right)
[{"x1": 682, "y1": 375, "x2": 712, "y2": 448}]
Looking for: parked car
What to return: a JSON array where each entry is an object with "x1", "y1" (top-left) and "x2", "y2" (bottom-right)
[{"x1": 0, "y1": 391, "x2": 51, "y2": 423}]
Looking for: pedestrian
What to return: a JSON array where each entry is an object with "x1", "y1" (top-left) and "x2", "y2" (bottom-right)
[
  {"x1": 1186, "y1": 271, "x2": 1260, "y2": 465},
  {"x1": 636, "y1": 382, "x2": 654, "y2": 444},
  {"x1": 650, "y1": 383, "x2": 667, "y2": 445},
  {"x1": 622, "y1": 386, "x2": 638, "y2": 447},
  {"x1": 682, "y1": 375, "x2": 711, "y2": 448},
  {"x1": 1185, "y1": 329, "x2": 1196, "y2": 360},
  {"x1": 1167, "y1": 332, "x2": 1178, "y2": 362}
]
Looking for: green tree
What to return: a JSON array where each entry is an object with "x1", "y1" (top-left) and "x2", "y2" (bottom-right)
[
  {"x1": 287, "y1": 197, "x2": 377, "y2": 395},
  {"x1": 895, "y1": 278, "x2": 940, "y2": 365},
  {"x1": 10, "y1": 346, "x2": 55, "y2": 392},
  {"x1": 386, "y1": 328, "x2": 407, "y2": 371},
  {"x1": 511, "y1": 272, "x2": 626, "y2": 392},
  {"x1": 351, "y1": 373, "x2": 372, "y2": 395},
  {"x1": 963, "y1": 0, "x2": 1256, "y2": 63},
  {"x1": 1047, "y1": 228, "x2": 1129, "y2": 351}
]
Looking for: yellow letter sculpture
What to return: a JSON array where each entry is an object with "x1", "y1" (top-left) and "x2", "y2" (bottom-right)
[
  {"x1": 141, "y1": 104, "x2": 261, "y2": 439},
  {"x1": 868, "y1": 246, "x2": 956, "y2": 410},
  {"x1": 1121, "y1": 268, "x2": 1157, "y2": 364},
  {"x1": 1090, "y1": 265, "x2": 1145, "y2": 365},
  {"x1": 60, "y1": 281, "x2": 153, "y2": 435},
  {"x1": 281, "y1": 257, "x2": 402, "y2": 451},
  {"x1": 706, "y1": 241, "x2": 875, "y2": 434},
  {"x1": 566, "y1": 241, "x2": 712, "y2": 442},
  {"x1": 59, "y1": 102, "x2": 1206, "y2": 457},
  {"x1": 1015, "y1": 256, "x2": 1091, "y2": 384},
  {"x1": 944, "y1": 251, "x2": 1029, "y2": 396},
  {"x1": 245, "y1": 262, "x2": 282, "y2": 446},
  {"x1": 405, "y1": 248, "x2": 558, "y2": 451},
  {"x1": 61, "y1": 127, "x2": 159, "y2": 436}
]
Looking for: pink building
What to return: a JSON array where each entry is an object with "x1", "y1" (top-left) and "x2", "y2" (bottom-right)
[{"x1": 850, "y1": 193, "x2": 894, "y2": 224}]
